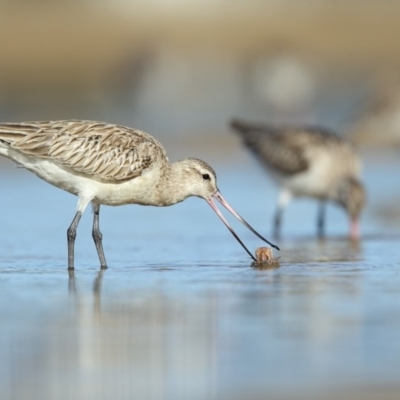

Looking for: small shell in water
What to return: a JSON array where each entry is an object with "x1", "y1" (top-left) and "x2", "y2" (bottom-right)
[
  {"x1": 252, "y1": 247, "x2": 280, "y2": 269},
  {"x1": 255, "y1": 247, "x2": 273, "y2": 262}
]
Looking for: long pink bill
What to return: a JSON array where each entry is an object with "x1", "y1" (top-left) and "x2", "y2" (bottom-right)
[
  {"x1": 213, "y1": 191, "x2": 280, "y2": 250},
  {"x1": 207, "y1": 191, "x2": 280, "y2": 261}
]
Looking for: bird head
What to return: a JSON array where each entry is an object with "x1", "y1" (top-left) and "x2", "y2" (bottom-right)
[
  {"x1": 174, "y1": 158, "x2": 279, "y2": 260},
  {"x1": 335, "y1": 177, "x2": 366, "y2": 240}
]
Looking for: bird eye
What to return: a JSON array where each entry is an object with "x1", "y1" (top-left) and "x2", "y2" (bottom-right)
[{"x1": 202, "y1": 173, "x2": 210, "y2": 180}]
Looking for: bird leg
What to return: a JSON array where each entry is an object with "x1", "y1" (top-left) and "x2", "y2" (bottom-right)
[
  {"x1": 273, "y1": 189, "x2": 292, "y2": 239},
  {"x1": 92, "y1": 203, "x2": 107, "y2": 269},
  {"x1": 67, "y1": 211, "x2": 82, "y2": 270},
  {"x1": 317, "y1": 201, "x2": 326, "y2": 239},
  {"x1": 273, "y1": 208, "x2": 282, "y2": 240}
]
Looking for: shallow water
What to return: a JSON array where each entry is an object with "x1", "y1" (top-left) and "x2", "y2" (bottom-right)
[{"x1": 1, "y1": 151, "x2": 400, "y2": 400}]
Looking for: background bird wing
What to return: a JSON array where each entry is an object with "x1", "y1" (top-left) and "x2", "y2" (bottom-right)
[
  {"x1": 0, "y1": 120, "x2": 166, "y2": 181},
  {"x1": 231, "y1": 120, "x2": 310, "y2": 175}
]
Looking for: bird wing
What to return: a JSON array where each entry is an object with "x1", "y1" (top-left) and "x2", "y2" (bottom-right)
[
  {"x1": 230, "y1": 119, "x2": 348, "y2": 176},
  {"x1": 0, "y1": 120, "x2": 167, "y2": 181},
  {"x1": 231, "y1": 119, "x2": 311, "y2": 175}
]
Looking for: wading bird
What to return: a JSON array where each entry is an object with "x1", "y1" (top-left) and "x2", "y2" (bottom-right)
[
  {"x1": 230, "y1": 119, "x2": 365, "y2": 240},
  {"x1": 0, "y1": 120, "x2": 278, "y2": 269}
]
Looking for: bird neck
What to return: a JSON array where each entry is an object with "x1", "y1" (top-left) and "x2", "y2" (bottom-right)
[
  {"x1": 154, "y1": 161, "x2": 194, "y2": 206},
  {"x1": 332, "y1": 176, "x2": 364, "y2": 214}
]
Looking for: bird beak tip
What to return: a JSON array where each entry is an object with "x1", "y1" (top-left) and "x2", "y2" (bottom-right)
[{"x1": 350, "y1": 219, "x2": 360, "y2": 240}]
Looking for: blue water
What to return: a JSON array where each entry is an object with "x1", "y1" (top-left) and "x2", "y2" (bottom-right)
[{"x1": 1, "y1": 148, "x2": 400, "y2": 400}]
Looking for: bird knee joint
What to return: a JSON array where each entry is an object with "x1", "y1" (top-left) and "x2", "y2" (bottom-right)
[
  {"x1": 67, "y1": 228, "x2": 77, "y2": 241},
  {"x1": 92, "y1": 231, "x2": 102, "y2": 241}
]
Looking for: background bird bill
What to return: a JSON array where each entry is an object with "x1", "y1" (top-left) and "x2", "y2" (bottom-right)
[{"x1": 206, "y1": 191, "x2": 279, "y2": 261}]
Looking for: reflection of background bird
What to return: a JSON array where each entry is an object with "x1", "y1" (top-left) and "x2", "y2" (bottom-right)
[{"x1": 230, "y1": 119, "x2": 365, "y2": 240}]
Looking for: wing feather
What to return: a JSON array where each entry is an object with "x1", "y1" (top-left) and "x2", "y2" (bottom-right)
[
  {"x1": 0, "y1": 120, "x2": 167, "y2": 181},
  {"x1": 231, "y1": 119, "x2": 345, "y2": 175}
]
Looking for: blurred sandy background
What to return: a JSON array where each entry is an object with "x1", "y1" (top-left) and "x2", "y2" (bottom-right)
[{"x1": 0, "y1": 0, "x2": 400, "y2": 152}]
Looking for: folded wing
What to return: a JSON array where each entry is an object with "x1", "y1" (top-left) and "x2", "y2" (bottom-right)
[{"x1": 0, "y1": 120, "x2": 166, "y2": 182}]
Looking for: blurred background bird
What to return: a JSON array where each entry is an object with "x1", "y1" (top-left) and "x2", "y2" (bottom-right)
[{"x1": 230, "y1": 119, "x2": 365, "y2": 240}]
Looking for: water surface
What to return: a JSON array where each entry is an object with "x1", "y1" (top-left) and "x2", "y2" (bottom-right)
[{"x1": 1, "y1": 152, "x2": 400, "y2": 400}]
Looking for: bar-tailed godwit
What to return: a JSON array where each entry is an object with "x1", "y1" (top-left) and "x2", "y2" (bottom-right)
[
  {"x1": 0, "y1": 120, "x2": 278, "y2": 269},
  {"x1": 230, "y1": 119, "x2": 365, "y2": 240}
]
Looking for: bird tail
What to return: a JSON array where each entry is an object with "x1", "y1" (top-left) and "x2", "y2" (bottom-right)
[
  {"x1": 0, "y1": 123, "x2": 35, "y2": 145},
  {"x1": 230, "y1": 118, "x2": 274, "y2": 135}
]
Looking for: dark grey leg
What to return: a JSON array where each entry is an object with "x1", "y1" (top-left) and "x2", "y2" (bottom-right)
[
  {"x1": 67, "y1": 211, "x2": 82, "y2": 270},
  {"x1": 273, "y1": 208, "x2": 282, "y2": 240},
  {"x1": 92, "y1": 203, "x2": 107, "y2": 269},
  {"x1": 317, "y1": 201, "x2": 326, "y2": 238}
]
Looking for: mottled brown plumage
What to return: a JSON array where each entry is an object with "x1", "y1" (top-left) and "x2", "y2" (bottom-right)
[
  {"x1": 0, "y1": 120, "x2": 166, "y2": 182},
  {"x1": 231, "y1": 119, "x2": 349, "y2": 176}
]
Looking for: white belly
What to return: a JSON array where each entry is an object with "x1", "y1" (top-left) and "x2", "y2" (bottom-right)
[
  {"x1": 271, "y1": 150, "x2": 360, "y2": 199},
  {"x1": 1, "y1": 146, "x2": 159, "y2": 206},
  {"x1": 284, "y1": 169, "x2": 330, "y2": 198}
]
